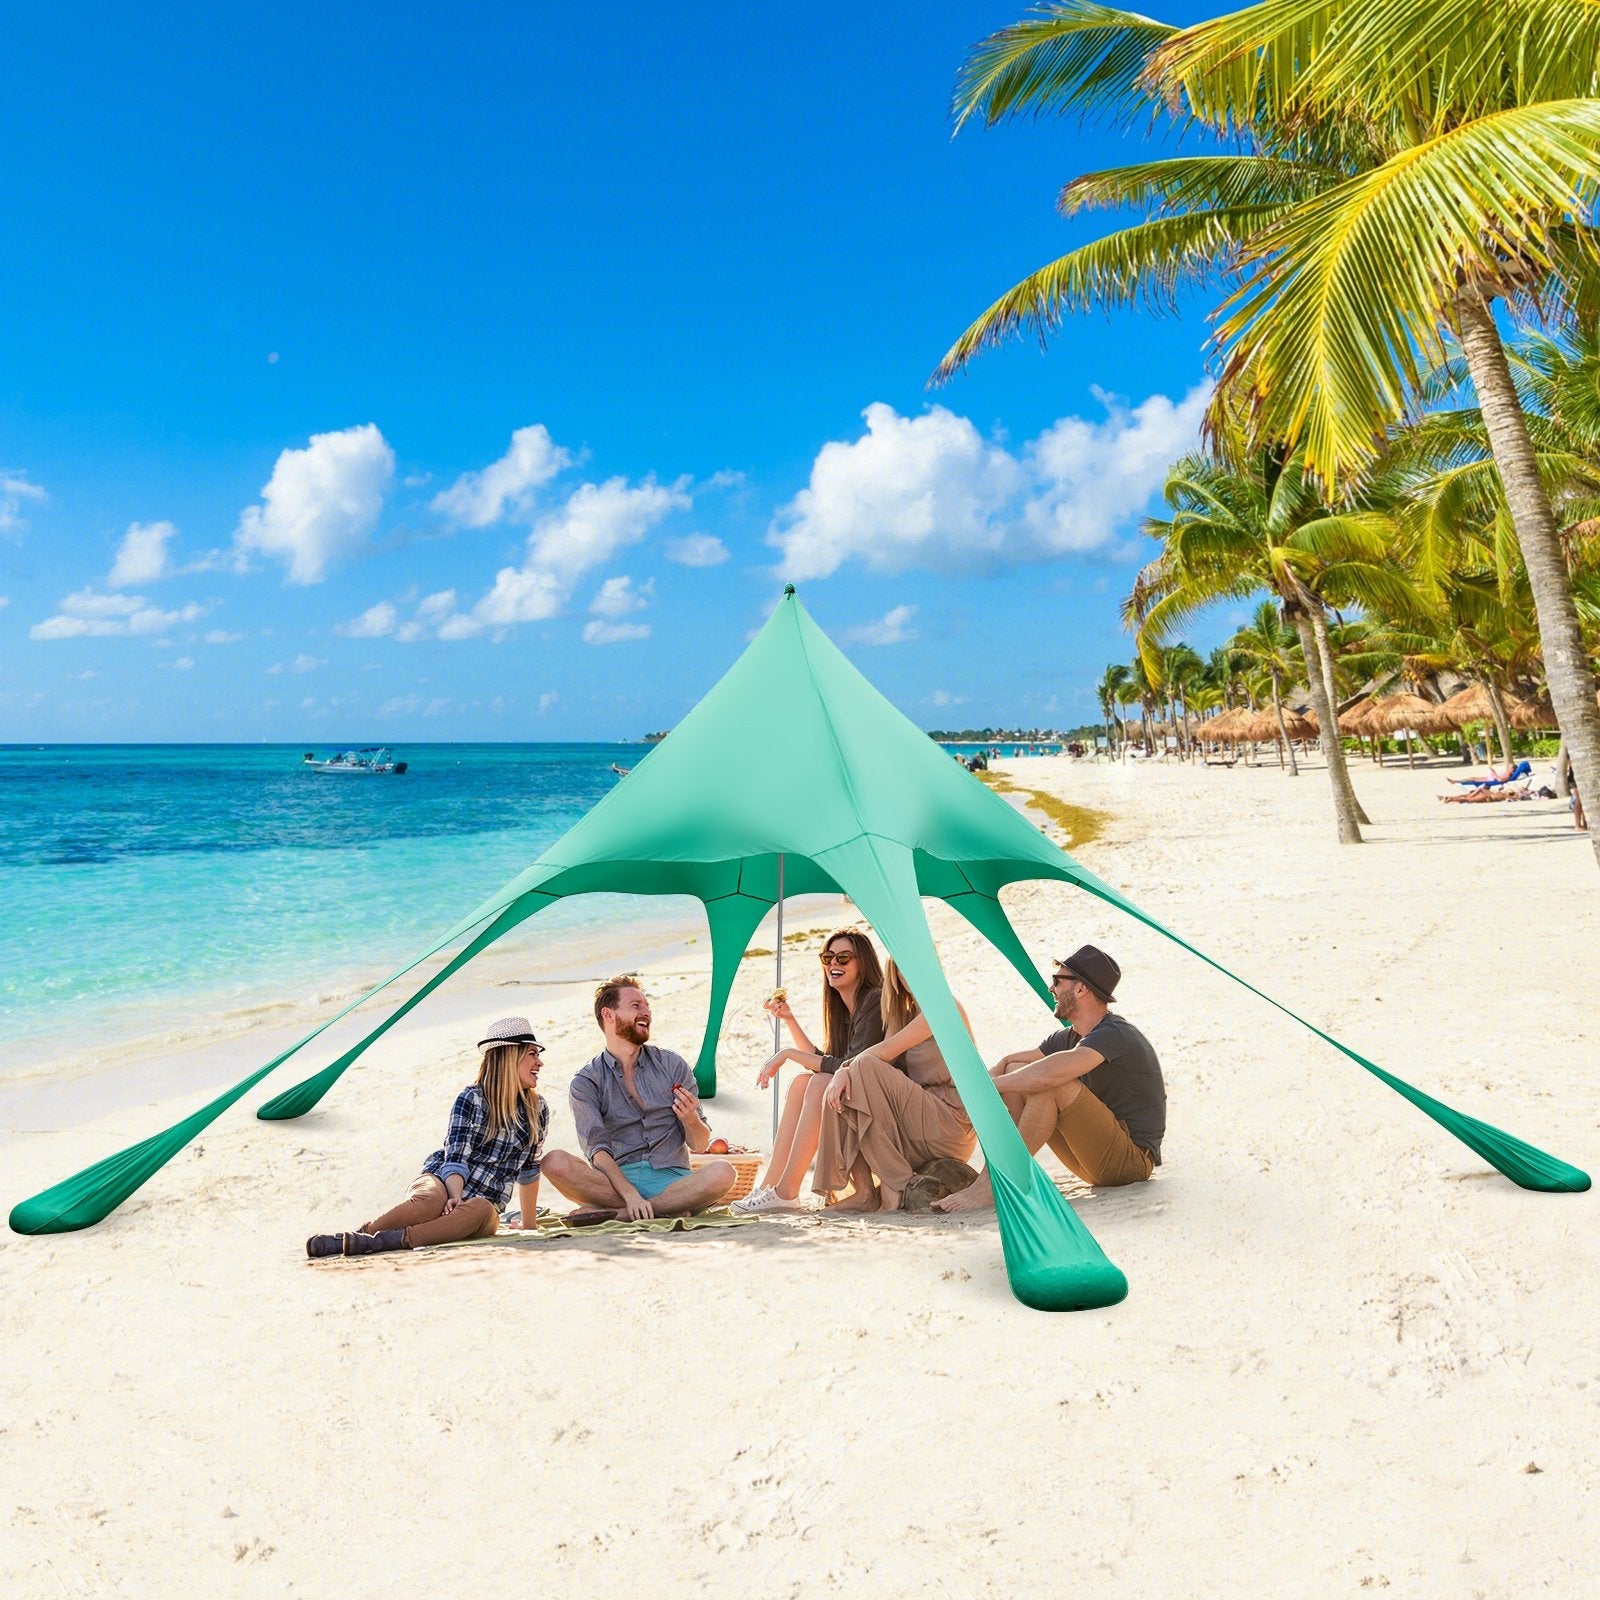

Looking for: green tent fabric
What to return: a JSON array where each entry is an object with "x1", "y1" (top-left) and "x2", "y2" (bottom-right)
[{"x1": 10, "y1": 588, "x2": 1588, "y2": 1311}]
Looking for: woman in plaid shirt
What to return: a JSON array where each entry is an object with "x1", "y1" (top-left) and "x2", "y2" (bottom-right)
[{"x1": 306, "y1": 1017, "x2": 550, "y2": 1259}]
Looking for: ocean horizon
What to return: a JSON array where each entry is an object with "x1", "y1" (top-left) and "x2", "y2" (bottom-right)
[{"x1": 0, "y1": 741, "x2": 699, "y2": 1074}]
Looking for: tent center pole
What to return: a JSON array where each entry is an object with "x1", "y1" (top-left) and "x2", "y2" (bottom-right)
[{"x1": 772, "y1": 853, "x2": 784, "y2": 1143}]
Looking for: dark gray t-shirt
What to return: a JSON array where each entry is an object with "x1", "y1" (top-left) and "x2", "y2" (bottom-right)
[{"x1": 1040, "y1": 1012, "x2": 1166, "y2": 1165}]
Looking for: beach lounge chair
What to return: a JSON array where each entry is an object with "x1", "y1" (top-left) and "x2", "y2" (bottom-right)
[{"x1": 1448, "y1": 758, "x2": 1532, "y2": 790}]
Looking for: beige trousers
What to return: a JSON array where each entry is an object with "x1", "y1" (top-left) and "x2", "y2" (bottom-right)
[
  {"x1": 363, "y1": 1174, "x2": 500, "y2": 1247},
  {"x1": 812, "y1": 1051, "x2": 975, "y2": 1195}
]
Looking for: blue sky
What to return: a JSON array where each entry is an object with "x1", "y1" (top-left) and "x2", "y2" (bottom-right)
[{"x1": 1, "y1": 0, "x2": 1223, "y2": 742}]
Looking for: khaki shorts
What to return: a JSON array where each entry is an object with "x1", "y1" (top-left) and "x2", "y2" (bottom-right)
[{"x1": 1052, "y1": 1084, "x2": 1155, "y2": 1187}]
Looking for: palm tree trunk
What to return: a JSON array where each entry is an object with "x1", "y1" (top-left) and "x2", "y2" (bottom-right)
[
  {"x1": 1285, "y1": 605, "x2": 1362, "y2": 842},
  {"x1": 1270, "y1": 669, "x2": 1298, "y2": 775},
  {"x1": 1306, "y1": 601, "x2": 1371, "y2": 824},
  {"x1": 1483, "y1": 679, "x2": 1516, "y2": 769},
  {"x1": 1456, "y1": 292, "x2": 1600, "y2": 869}
]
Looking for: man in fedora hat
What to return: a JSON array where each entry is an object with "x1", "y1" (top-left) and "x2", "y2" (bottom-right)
[{"x1": 935, "y1": 944, "x2": 1165, "y2": 1211}]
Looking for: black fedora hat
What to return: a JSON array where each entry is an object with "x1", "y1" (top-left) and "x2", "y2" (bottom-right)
[{"x1": 1054, "y1": 945, "x2": 1120, "y2": 1002}]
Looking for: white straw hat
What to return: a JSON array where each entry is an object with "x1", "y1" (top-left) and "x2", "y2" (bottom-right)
[{"x1": 477, "y1": 1016, "x2": 541, "y2": 1051}]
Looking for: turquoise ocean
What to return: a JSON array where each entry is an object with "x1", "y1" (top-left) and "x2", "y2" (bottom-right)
[{"x1": 0, "y1": 743, "x2": 678, "y2": 1073}]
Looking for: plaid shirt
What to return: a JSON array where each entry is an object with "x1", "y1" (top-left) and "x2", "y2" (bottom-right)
[{"x1": 422, "y1": 1085, "x2": 550, "y2": 1208}]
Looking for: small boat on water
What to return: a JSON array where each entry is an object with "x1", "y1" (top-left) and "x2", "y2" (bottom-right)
[
  {"x1": 610, "y1": 762, "x2": 632, "y2": 778},
  {"x1": 302, "y1": 747, "x2": 408, "y2": 775}
]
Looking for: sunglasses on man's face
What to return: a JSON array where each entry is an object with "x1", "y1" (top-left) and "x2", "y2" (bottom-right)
[{"x1": 821, "y1": 949, "x2": 856, "y2": 967}]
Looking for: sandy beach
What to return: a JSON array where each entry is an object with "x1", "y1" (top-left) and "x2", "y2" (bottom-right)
[{"x1": 3, "y1": 754, "x2": 1596, "y2": 1598}]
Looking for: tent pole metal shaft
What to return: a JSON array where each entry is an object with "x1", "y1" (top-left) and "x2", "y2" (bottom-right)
[{"x1": 772, "y1": 853, "x2": 784, "y2": 1143}]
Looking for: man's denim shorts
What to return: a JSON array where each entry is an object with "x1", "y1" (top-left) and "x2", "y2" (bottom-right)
[{"x1": 617, "y1": 1161, "x2": 692, "y2": 1199}]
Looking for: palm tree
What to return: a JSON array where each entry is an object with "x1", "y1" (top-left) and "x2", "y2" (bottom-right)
[
  {"x1": 939, "y1": 0, "x2": 1600, "y2": 866},
  {"x1": 1096, "y1": 662, "x2": 1131, "y2": 751},
  {"x1": 1127, "y1": 435, "x2": 1423, "y2": 838},
  {"x1": 1228, "y1": 601, "x2": 1305, "y2": 774}
]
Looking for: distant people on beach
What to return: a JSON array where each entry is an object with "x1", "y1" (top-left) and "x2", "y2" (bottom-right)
[
  {"x1": 733, "y1": 929, "x2": 886, "y2": 1214},
  {"x1": 812, "y1": 957, "x2": 977, "y2": 1213},
  {"x1": 540, "y1": 975, "x2": 735, "y2": 1222},
  {"x1": 305, "y1": 1017, "x2": 550, "y2": 1258},
  {"x1": 936, "y1": 945, "x2": 1165, "y2": 1212}
]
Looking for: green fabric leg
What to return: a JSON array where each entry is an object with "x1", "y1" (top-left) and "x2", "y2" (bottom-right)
[
  {"x1": 817, "y1": 832, "x2": 1127, "y2": 1312},
  {"x1": 1076, "y1": 877, "x2": 1590, "y2": 1194},
  {"x1": 941, "y1": 889, "x2": 1055, "y2": 1011},
  {"x1": 8, "y1": 902, "x2": 529, "y2": 1235},
  {"x1": 257, "y1": 894, "x2": 554, "y2": 1120},
  {"x1": 693, "y1": 892, "x2": 773, "y2": 1098}
]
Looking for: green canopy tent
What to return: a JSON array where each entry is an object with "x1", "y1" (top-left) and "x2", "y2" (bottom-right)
[{"x1": 10, "y1": 589, "x2": 1588, "y2": 1311}]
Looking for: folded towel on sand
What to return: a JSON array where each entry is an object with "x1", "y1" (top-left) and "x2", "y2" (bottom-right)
[{"x1": 426, "y1": 1209, "x2": 755, "y2": 1248}]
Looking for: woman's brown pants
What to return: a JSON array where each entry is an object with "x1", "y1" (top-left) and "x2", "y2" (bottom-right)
[{"x1": 362, "y1": 1174, "x2": 500, "y2": 1248}]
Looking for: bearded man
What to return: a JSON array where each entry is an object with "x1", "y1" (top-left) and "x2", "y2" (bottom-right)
[
  {"x1": 541, "y1": 974, "x2": 736, "y2": 1222},
  {"x1": 935, "y1": 945, "x2": 1166, "y2": 1212}
]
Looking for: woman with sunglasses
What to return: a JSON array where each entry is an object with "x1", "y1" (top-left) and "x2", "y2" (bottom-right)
[
  {"x1": 305, "y1": 1016, "x2": 550, "y2": 1258},
  {"x1": 732, "y1": 928, "x2": 885, "y2": 1214},
  {"x1": 812, "y1": 956, "x2": 976, "y2": 1212}
]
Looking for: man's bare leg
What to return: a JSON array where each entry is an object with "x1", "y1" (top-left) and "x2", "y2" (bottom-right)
[
  {"x1": 827, "y1": 1153, "x2": 880, "y2": 1212},
  {"x1": 540, "y1": 1150, "x2": 624, "y2": 1208},
  {"x1": 638, "y1": 1159, "x2": 737, "y2": 1215},
  {"x1": 934, "y1": 1087, "x2": 1072, "y2": 1212}
]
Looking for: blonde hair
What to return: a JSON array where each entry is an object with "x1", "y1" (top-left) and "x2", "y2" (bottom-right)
[
  {"x1": 879, "y1": 957, "x2": 920, "y2": 1036},
  {"x1": 477, "y1": 1042, "x2": 540, "y2": 1137},
  {"x1": 819, "y1": 928, "x2": 884, "y2": 1056}
]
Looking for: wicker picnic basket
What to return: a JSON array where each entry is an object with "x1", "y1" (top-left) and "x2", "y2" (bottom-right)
[{"x1": 690, "y1": 1151, "x2": 764, "y2": 1201}]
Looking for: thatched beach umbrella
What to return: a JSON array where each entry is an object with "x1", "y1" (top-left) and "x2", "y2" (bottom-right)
[
  {"x1": 1202, "y1": 708, "x2": 1250, "y2": 743},
  {"x1": 1510, "y1": 697, "x2": 1557, "y2": 731},
  {"x1": 1367, "y1": 692, "x2": 1444, "y2": 767},
  {"x1": 1433, "y1": 682, "x2": 1529, "y2": 763},
  {"x1": 1435, "y1": 683, "x2": 1506, "y2": 725},
  {"x1": 1338, "y1": 699, "x2": 1378, "y2": 734}
]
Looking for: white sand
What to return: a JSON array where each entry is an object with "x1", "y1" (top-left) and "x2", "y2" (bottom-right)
[{"x1": 2, "y1": 755, "x2": 1596, "y2": 1598}]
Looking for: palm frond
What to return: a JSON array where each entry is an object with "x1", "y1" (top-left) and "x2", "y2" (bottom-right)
[
  {"x1": 1060, "y1": 153, "x2": 1338, "y2": 216},
  {"x1": 952, "y1": 2, "x2": 1178, "y2": 133},
  {"x1": 1215, "y1": 99, "x2": 1600, "y2": 492},
  {"x1": 932, "y1": 207, "x2": 1281, "y2": 381}
]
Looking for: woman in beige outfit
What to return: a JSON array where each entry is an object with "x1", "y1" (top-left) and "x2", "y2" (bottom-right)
[{"x1": 813, "y1": 959, "x2": 975, "y2": 1212}]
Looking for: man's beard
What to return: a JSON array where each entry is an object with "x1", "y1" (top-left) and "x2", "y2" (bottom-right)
[{"x1": 616, "y1": 1017, "x2": 651, "y2": 1046}]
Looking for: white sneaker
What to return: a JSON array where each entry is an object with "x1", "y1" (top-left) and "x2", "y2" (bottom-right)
[{"x1": 731, "y1": 1186, "x2": 795, "y2": 1215}]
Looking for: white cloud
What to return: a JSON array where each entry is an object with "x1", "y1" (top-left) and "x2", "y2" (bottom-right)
[
  {"x1": 0, "y1": 596, "x2": 8, "y2": 610},
  {"x1": 589, "y1": 575, "x2": 653, "y2": 618},
  {"x1": 841, "y1": 604, "x2": 918, "y2": 646},
  {"x1": 203, "y1": 629, "x2": 244, "y2": 644},
  {"x1": 267, "y1": 653, "x2": 324, "y2": 675},
  {"x1": 929, "y1": 689, "x2": 968, "y2": 708},
  {"x1": 538, "y1": 690, "x2": 558, "y2": 714},
  {"x1": 416, "y1": 588, "x2": 457, "y2": 620},
  {"x1": 172, "y1": 656, "x2": 195, "y2": 671},
  {"x1": 431, "y1": 424, "x2": 574, "y2": 528},
  {"x1": 582, "y1": 619, "x2": 651, "y2": 645},
  {"x1": 768, "y1": 386, "x2": 1211, "y2": 580},
  {"x1": 0, "y1": 470, "x2": 46, "y2": 538},
  {"x1": 109, "y1": 520, "x2": 177, "y2": 588},
  {"x1": 446, "y1": 475, "x2": 689, "y2": 639},
  {"x1": 527, "y1": 476, "x2": 690, "y2": 583},
  {"x1": 664, "y1": 532, "x2": 728, "y2": 567},
  {"x1": 337, "y1": 601, "x2": 398, "y2": 638},
  {"x1": 30, "y1": 588, "x2": 207, "y2": 640},
  {"x1": 233, "y1": 424, "x2": 394, "y2": 584},
  {"x1": 70, "y1": 668, "x2": 98, "y2": 680}
]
